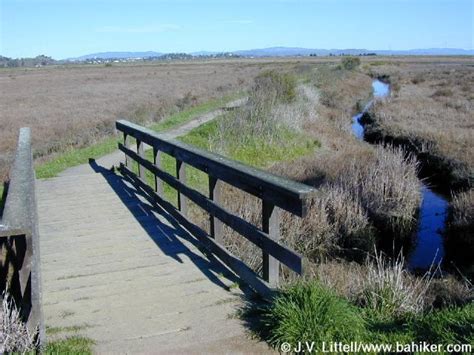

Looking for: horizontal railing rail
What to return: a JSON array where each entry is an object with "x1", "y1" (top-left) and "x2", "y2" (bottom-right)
[
  {"x1": 0, "y1": 128, "x2": 45, "y2": 346},
  {"x1": 116, "y1": 119, "x2": 317, "y2": 296}
]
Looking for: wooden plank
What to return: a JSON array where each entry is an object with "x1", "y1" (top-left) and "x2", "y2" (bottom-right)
[
  {"x1": 176, "y1": 160, "x2": 187, "y2": 216},
  {"x1": 117, "y1": 151, "x2": 302, "y2": 274},
  {"x1": 153, "y1": 148, "x2": 163, "y2": 197},
  {"x1": 209, "y1": 176, "x2": 223, "y2": 244},
  {"x1": 262, "y1": 201, "x2": 280, "y2": 287},
  {"x1": 119, "y1": 164, "x2": 274, "y2": 298},
  {"x1": 116, "y1": 120, "x2": 316, "y2": 217},
  {"x1": 0, "y1": 228, "x2": 26, "y2": 238}
]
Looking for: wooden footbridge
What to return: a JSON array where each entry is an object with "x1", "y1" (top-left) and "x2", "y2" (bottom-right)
[{"x1": 0, "y1": 112, "x2": 316, "y2": 353}]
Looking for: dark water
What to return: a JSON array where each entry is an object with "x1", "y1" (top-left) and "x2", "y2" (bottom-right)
[{"x1": 352, "y1": 80, "x2": 446, "y2": 270}]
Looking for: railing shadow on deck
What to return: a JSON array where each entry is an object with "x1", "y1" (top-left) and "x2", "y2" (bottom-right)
[
  {"x1": 114, "y1": 120, "x2": 317, "y2": 298},
  {"x1": 88, "y1": 159, "x2": 253, "y2": 296}
]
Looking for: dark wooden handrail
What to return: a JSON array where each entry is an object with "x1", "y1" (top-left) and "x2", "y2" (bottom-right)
[
  {"x1": 0, "y1": 128, "x2": 45, "y2": 345},
  {"x1": 116, "y1": 119, "x2": 316, "y2": 296}
]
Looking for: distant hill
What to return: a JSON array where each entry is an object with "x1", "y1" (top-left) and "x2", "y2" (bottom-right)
[
  {"x1": 68, "y1": 51, "x2": 162, "y2": 61},
  {"x1": 65, "y1": 47, "x2": 474, "y2": 61},
  {"x1": 233, "y1": 47, "x2": 474, "y2": 57}
]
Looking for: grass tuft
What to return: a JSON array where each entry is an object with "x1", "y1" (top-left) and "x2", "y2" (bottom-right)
[
  {"x1": 258, "y1": 282, "x2": 366, "y2": 347},
  {"x1": 357, "y1": 250, "x2": 434, "y2": 318}
]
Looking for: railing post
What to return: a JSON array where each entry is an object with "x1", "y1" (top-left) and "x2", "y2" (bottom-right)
[
  {"x1": 124, "y1": 133, "x2": 132, "y2": 168},
  {"x1": 262, "y1": 200, "x2": 280, "y2": 287},
  {"x1": 137, "y1": 140, "x2": 145, "y2": 180},
  {"x1": 153, "y1": 147, "x2": 163, "y2": 196},
  {"x1": 209, "y1": 176, "x2": 223, "y2": 243},
  {"x1": 176, "y1": 160, "x2": 187, "y2": 216}
]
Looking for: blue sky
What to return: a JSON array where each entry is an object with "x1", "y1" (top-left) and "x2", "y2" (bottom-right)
[{"x1": 1, "y1": 0, "x2": 472, "y2": 59}]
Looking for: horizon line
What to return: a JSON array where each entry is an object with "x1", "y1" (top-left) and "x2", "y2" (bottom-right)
[{"x1": 2, "y1": 46, "x2": 473, "y2": 61}]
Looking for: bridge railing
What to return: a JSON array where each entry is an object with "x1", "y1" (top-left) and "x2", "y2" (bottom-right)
[
  {"x1": 0, "y1": 128, "x2": 45, "y2": 345},
  {"x1": 116, "y1": 120, "x2": 316, "y2": 297}
]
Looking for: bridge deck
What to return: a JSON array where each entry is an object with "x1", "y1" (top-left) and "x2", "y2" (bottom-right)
[{"x1": 37, "y1": 159, "x2": 270, "y2": 352}]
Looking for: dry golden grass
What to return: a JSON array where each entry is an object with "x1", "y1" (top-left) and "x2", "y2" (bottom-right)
[
  {"x1": 0, "y1": 59, "x2": 306, "y2": 179},
  {"x1": 186, "y1": 64, "x2": 421, "y2": 274}
]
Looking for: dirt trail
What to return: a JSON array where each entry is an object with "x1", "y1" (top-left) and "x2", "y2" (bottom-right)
[{"x1": 58, "y1": 98, "x2": 246, "y2": 177}]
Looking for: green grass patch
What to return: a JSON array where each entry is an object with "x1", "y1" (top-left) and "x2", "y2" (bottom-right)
[
  {"x1": 135, "y1": 118, "x2": 318, "y2": 206},
  {"x1": 35, "y1": 137, "x2": 118, "y2": 179},
  {"x1": 259, "y1": 282, "x2": 366, "y2": 347},
  {"x1": 35, "y1": 93, "x2": 242, "y2": 179},
  {"x1": 248, "y1": 281, "x2": 474, "y2": 351},
  {"x1": 43, "y1": 335, "x2": 95, "y2": 354},
  {"x1": 180, "y1": 120, "x2": 319, "y2": 168}
]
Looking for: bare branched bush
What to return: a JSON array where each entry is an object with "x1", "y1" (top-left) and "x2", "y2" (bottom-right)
[
  {"x1": 334, "y1": 146, "x2": 421, "y2": 238},
  {"x1": 282, "y1": 185, "x2": 374, "y2": 261},
  {"x1": 0, "y1": 293, "x2": 37, "y2": 353}
]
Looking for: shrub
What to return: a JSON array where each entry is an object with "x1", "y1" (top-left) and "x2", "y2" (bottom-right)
[
  {"x1": 411, "y1": 74, "x2": 425, "y2": 84},
  {"x1": 253, "y1": 70, "x2": 297, "y2": 104},
  {"x1": 260, "y1": 282, "x2": 366, "y2": 347},
  {"x1": 211, "y1": 72, "x2": 302, "y2": 154},
  {"x1": 431, "y1": 88, "x2": 454, "y2": 98},
  {"x1": 341, "y1": 56, "x2": 361, "y2": 70},
  {"x1": 176, "y1": 91, "x2": 199, "y2": 110},
  {"x1": 281, "y1": 184, "x2": 375, "y2": 261},
  {"x1": 334, "y1": 146, "x2": 421, "y2": 240},
  {"x1": 356, "y1": 251, "x2": 433, "y2": 318},
  {"x1": 0, "y1": 293, "x2": 37, "y2": 353}
]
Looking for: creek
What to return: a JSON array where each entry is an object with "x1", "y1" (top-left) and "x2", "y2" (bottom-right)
[{"x1": 351, "y1": 80, "x2": 447, "y2": 270}]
